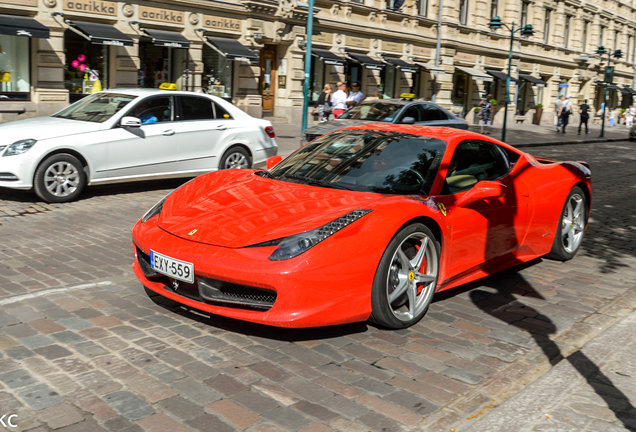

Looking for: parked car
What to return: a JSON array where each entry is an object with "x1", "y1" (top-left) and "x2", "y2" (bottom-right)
[
  {"x1": 630, "y1": 122, "x2": 636, "y2": 140},
  {"x1": 132, "y1": 123, "x2": 591, "y2": 329},
  {"x1": 0, "y1": 89, "x2": 278, "y2": 202},
  {"x1": 303, "y1": 98, "x2": 468, "y2": 144}
]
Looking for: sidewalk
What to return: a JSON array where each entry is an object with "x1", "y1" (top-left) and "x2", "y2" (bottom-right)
[{"x1": 459, "y1": 306, "x2": 636, "y2": 432}]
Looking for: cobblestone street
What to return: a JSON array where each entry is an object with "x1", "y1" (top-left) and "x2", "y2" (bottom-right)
[{"x1": 0, "y1": 141, "x2": 635, "y2": 432}]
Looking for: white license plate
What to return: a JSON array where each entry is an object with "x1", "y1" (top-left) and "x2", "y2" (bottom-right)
[{"x1": 150, "y1": 250, "x2": 194, "y2": 284}]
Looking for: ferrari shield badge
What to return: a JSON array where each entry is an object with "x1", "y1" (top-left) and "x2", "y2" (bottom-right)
[
  {"x1": 437, "y1": 203, "x2": 447, "y2": 217},
  {"x1": 188, "y1": 229, "x2": 198, "y2": 236}
]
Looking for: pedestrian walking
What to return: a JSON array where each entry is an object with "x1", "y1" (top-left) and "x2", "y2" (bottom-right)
[
  {"x1": 312, "y1": 84, "x2": 333, "y2": 123},
  {"x1": 557, "y1": 95, "x2": 572, "y2": 133},
  {"x1": 346, "y1": 81, "x2": 365, "y2": 108},
  {"x1": 331, "y1": 81, "x2": 349, "y2": 118},
  {"x1": 609, "y1": 108, "x2": 616, "y2": 127},
  {"x1": 478, "y1": 94, "x2": 493, "y2": 134},
  {"x1": 555, "y1": 95, "x2": 565, "y2": 131},
  {"x1": 578, "y1": 99, "x2": 590, "y2": 135},
  {"x1": 626, "y1": 105, "x2": 635, "y2": 127}
]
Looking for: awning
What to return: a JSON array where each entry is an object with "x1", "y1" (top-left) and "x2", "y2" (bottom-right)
[
  {"x1": 383, "y1": 57, "x2": 419, "y2": 74},
  {"x1": 414, "y1": 62, "x2": 445, "y2": 76},
  {"x1": 0, "y1": 14, "x2": 49, "y2": 38},
  {"x1": 205, "y1": 36, "x2": 258, "y2": 62},
  {"x1": 617, "y1": 87, "x2": 632, "y2": 95},
  {"x1": 454, "y1": 66, "x2": 493, "y2": 82},
  {"x1": 519, "y1": 74, "x2": 547, "y2": 87},
  {"x1": 623, "y1": 86, "x2": 636, "y2": 95},
  {"x1": 67, "y1": 21, "x2": 133, "y2": 47},
  {"x1": 142, "y1": 29, "x2": 190, "y2": 48},
  {"x1": 311, "y1": 48, "x2": 346, "y2": 66},
  {"x1": 606, "y1": 85, "x2": 621, "y2": 92},
  {"x1": 486, "y1": 69, "x2": 519, "y2": 84},
  {"x1": 347, "y1": 53, "x2": 385, "y2": 70}
]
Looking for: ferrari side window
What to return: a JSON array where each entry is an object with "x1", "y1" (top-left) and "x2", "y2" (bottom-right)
[{"x1": 445, "y1": 140, "x2": 510, "y2": 193}]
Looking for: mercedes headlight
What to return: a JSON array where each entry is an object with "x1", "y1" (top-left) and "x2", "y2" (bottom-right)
[
  {"x1": 269, "y1": 209, "x2": 372, "y2": 261},
  {"x1": 3, "y1": 139, "x2": 37, "y2": 157},
  {"x1": 142, "y1": 195, "x2": 169, "y2": 222}
]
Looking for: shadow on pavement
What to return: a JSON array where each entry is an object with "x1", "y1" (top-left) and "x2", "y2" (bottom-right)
[{"x1": 469, "y1": 269, "x2": 636, "y2": 430}]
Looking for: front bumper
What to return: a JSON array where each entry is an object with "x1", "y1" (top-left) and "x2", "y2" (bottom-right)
[
  {"x1": 131, "y1": 216, "x2": 378, "y2": 328},
  {"x1": 0, "y1": 154, "x2": 33, "y2": 190}
]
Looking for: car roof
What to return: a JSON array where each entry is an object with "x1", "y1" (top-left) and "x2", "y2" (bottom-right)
[
  {"x1": 98, "y1": 88, "x2": 213, "y2": 98},
  {"x1": 359, "y1": 98, "x2": 434, "y2": 106}
]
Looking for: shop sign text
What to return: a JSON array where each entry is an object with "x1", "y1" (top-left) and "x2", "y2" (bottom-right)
[
  {"x1": 140, "y1": 6, "x2": 184, "y2": 24},
  {"x1": 346, "y1": 35, "x2": 369, "y2": 49},
  {"x1": 203, "y1": 14, "x2": 241, "y2": 31},
  {"x1": 64, "y1": 0, "x2": 117, "y2": 15}
]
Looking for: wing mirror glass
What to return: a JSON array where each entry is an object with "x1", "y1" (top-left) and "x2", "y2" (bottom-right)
[
  {"x1": 121, "y1": 116, "x2": 141, "y2": 128},
  {"x1": 266, "y1": 155, "x2": 283, "y2": 169},
  {"x1": 456, "y1": 181, "x2": 506, "y2": 207},
  {"x1": 402, "y1": 116, "x2": 416, "y2": 124}
]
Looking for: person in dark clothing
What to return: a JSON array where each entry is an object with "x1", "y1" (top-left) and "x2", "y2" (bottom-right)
[
  {"x1": 313, "y1": 84, "x2": 333, "y2": 123},
  {"x1": 579, "y1": 99, "x2": 590, "y2": 135}
]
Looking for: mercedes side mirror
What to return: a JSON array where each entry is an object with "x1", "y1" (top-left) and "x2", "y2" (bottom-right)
[
  {"x1": 401, "y1": 117, "x2": 416, "y2": 124},
  {"x1": 266, "y1": 155, "x2": 283, "y2": 169},
  {"x1": 456, "y1": 181, "x2": 506, "y2": 207},
  {"x1": 121, "y1": 116, "x2": 141, "y2": 128}
]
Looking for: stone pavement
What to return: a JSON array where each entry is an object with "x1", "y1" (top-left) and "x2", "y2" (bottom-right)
[{"x1": 0, "y1": 142, "x2": 634, "y2": 432}]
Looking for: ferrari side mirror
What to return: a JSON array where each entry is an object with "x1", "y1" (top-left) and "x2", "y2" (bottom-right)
[
  {"x1": 266, "y1": 155, "x2": 283, "y2": 169},
  {"x1": 456, "y1": 181, "x2": 506, "y2": 207}
]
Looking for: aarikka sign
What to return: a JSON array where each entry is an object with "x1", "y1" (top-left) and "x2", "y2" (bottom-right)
[
  {"x1": 64, "y1": 0, "x2": 116, "y2": 15},
  {"x1": 139, "y1": 6, "x2": 184, "y2": 23},
  {"x1": 0, "y1": 414, "x2": 17, "y2": 428}
]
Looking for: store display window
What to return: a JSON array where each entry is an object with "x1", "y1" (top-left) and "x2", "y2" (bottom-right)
[
  {"x1": 64, "y1": 30, "x2": 109, "y2": 101},
  {"x1": 0, "y1": 34, "x2": 30, "y2": 100},
  {"x1": 202, "y1": 44, "x2": 233, "y2": 98}
]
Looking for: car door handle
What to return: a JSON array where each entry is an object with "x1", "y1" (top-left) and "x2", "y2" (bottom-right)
[
  {"x1": 163, "y1": 130, "x2": 175, "y2": 136},
  {"x1": 214, "y1": 125, "x2": 227, "y2": 130}
]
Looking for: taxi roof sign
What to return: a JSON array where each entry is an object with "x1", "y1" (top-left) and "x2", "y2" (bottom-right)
[
  {"x1": 159, "y1": 83, "x2": 177, "y2": 90},
  {"x1": 400, "y1": 93, "x2": 416, "y2": 99}
]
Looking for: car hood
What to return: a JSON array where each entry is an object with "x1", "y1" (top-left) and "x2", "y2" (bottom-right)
[
  {"x1": 0, "y1": 116, "x2": 102, "y2": 143},
  {"x1": 303, "y1": 119, "x2": 378, "y2": 137},
  {"x1": 158, "y1": 170, "x2": 384, "y2": 248}
]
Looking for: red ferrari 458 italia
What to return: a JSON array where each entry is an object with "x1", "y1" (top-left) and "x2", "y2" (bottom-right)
[{"x1": 132, "y1": 124, "x2": 591, "y2": 329}]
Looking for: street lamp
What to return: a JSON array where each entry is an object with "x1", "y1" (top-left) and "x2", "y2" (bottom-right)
[
  {"x1": 596, "y1": 46, "x2": 623, "y2": 138},
  {"x1": 488, "y1": 17, "x2": 534, "y2": 142}
]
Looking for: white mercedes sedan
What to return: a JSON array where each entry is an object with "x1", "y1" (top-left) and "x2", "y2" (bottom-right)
[{"x1": 0, "y1": 89, "x2": 278, "y2": 202}]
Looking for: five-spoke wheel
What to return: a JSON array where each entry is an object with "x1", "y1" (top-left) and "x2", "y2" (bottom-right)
[
  {"x1": 546, "y1": 186, "x2": 587, "y2": 261},
  {"x1": 370, "y1": 223, "x2": 439, "y2": 329}
]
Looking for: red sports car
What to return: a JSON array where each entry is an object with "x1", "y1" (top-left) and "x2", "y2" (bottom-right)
[{"x1": 131, "y1": 124, "x2": 590, "y2": 329}]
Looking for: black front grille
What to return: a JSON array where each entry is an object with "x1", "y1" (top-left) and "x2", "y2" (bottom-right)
[
  {"x1": 199, "y1": 277, "x2": 276, "y2": 311},
  {"x1": 136, "y1": 247, "x2": 158, "y2": 278}
]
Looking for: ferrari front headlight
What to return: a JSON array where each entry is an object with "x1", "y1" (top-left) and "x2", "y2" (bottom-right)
[
  {"x1": 269, "y1": 209, "x2": 372, "y2": 261},
  {"x1": 141, "y1": 195, "x2": 169, "y2": 223},
  {"x1": 3, "y1": 139, "x2": 37, "y2": 157}
]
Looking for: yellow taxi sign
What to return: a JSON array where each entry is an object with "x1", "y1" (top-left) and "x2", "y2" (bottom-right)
[
  {"x1": 400, "y1": 93, "x2": 416, "y2": 99},
  {"x1": 159, "y1": 82, "x2": 177, "y2": 90}
]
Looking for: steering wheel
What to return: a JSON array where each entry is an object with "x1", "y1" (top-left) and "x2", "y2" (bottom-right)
[{"x1": 391, "y1": 166, "x2": 426, "y2": 184}]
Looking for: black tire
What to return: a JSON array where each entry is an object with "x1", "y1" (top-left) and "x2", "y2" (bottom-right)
[
  {"x1": 219, "y1": 146, "x2": 251, "y2": 170},
  {"x1": 34, "y1": 153, "x2": 86, "y2": 203},
  {"x1": 370, "y1": 223, "x2": 440, "y2": 329},
  {"x1": 545, "y1": 186, "x2": 587, "y2": 261}
]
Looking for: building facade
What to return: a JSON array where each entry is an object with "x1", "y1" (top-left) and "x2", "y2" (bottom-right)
[{"x1": 1, "y1": 0, "x2": 635, "y2": 125}]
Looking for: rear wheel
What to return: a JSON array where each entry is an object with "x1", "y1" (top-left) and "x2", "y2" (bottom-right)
[
  {"x1": 370, "y1": 223, "x2": 440, "y2": 329},
  {"x1": 34, "y1": 153, "x2": 86, "y2": 203},
  {"x1": 545, "y1": 186, "x2": 587, "y2": 261},
  {"x1": 219, "y1": 146, "x2": 251, "y2": 170}
]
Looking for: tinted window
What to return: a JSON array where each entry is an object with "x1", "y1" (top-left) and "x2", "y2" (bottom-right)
[
  {"x1": 214, "y1": 102, "x2": 233, "y2": 120},
  {"x1": 444, "y1": 140, "x2": 510, "y2": 193},
  {"x1": 401, "y1": 105, "x2": 424, "y2": 122},
  {"x1": 179, "y1": 96, "x2": 215, "y2": 121},
  {"x1": 128, "y1": 97, "x2": 172, "y2": 124},
  {"x1": 424, "y1": 106, "x2": 448, "y2": 121},
  {"x1": 267, "y1": 131, "x2": 446, "y2": 195},
  {"x1": 339, "y1": 102, "x2": 402, "y2": 121},
  {"x1": 53, "y1": 92, "x2": 137, "y2": 123}
]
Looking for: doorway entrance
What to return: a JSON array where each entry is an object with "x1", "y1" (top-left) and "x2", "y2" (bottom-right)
[{"x1": 261, "y1": 45, "x2": 277, "y2": 113}]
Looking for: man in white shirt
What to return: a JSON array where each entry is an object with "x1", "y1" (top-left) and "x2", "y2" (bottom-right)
[
  {"x1": 346, "y1": 81, "x2": 365, "y2": 107},
  {"x1": 331, "y1": 81, "x2": 349, "y2": 118}
]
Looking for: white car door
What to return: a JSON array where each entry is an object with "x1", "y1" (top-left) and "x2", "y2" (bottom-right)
[
  {"x1": 173, "y1": 95, "x2": 234, "y2": 174},
  {"x1": 104, "y1": 95, "x2": 180, "y2": 179}
]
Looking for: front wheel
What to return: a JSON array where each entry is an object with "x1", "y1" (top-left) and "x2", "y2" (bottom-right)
[
  {"x1": 545, "y1": 186, "x2": 587, "y2": 261},
  {"x1": 34, "y1": 153, "x2": 86, "y2": 203},
  {"x1": 370, "y1": 223, "x2": 440, "y2": 329},
  {"x1": 219, "y1": 146, "x2": 251, "y2": 170}
]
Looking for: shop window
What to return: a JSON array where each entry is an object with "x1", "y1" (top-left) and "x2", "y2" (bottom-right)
[
  {"x1": 202, "y1": 44, "x2": 233, "y2": 99},
  {"x1": 64, "y1": 30, "x2": 108, "y2": 100},
  {"x1": 0, "y1": 34, "x2": 30, "y2": 100},
  {"x1": 310, "y1": 57, "x2": 325, "y2": 102},
  {"x1": 139, "y1": 42, "x2": 188, "y2": 90},
  {"x1": 558, "y1": 78, "x2": 568, "y2": 97},
  {"x1": 381, "y1": 65, "x2": 396, "y2": 99},
  {"x1": 459, "y1": 0, "x2": 469, "y2": 25}
]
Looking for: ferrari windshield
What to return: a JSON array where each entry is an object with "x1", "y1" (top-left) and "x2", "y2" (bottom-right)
[
  {"x1": 52, "y1": 92, "x2": 137, "y2": 123},
  {"x1": 267, "y1": 130, "x2": 446, "y2": 195},
  {"x1": 338, "y1": 102, "x2": 402, "y2": 122}
]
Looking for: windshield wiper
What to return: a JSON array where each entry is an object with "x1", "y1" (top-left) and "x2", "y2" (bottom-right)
[
  {"x1": 256, "y1": 170, "x2": 277, "y2": 179},
  {"x1": 283, "y1": 174, "x2": 353, "y2": 190}
]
